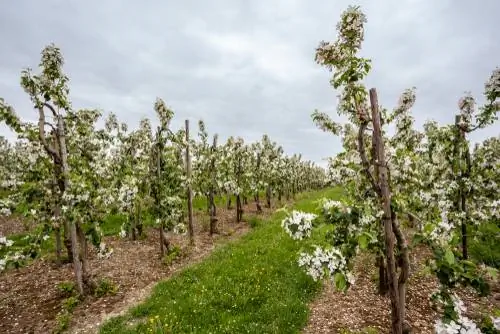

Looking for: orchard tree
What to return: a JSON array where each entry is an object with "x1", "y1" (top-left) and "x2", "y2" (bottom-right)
[{"x1": 0, "y1": 44, "x2": 112, "y2": 294}]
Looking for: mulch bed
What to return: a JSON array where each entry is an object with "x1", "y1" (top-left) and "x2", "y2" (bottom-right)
[
  {"x1": 0, "y1": 202, "x2": 276, "y2": 334},
  {"x1": 303, "y1": 244, "x2": 499, "y2": 333}
]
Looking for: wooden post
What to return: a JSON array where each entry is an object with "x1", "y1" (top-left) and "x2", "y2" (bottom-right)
[
  {"x1": 455, "y1": 114, "x2": 468, "y2": 260},
  {"x1": 185, "y1": 120, "x2": 194, "y2": 245},
  {"x1": 209, "y1": 135, "x2": 218, "y2": 235},
  {"x1": 369, "y1": 88, "x2": 406, "y2": 334}
]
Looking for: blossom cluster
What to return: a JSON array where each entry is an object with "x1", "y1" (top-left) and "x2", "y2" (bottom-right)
[
  {"x1": 281, "y1": 210, "x2": 317, "y2": 240},
  {"x1": 321, "y1": 199, "x2": 351, "y2": 216},
  {"x1": 0, "y1": 236, "x2": 14, "y2": 247},
  {"x1": 434, "y1": 294, "x2": 481, "y2": 334},
  {"x1": 297, "y1": 246, "x2": 354, "y2": 286}
]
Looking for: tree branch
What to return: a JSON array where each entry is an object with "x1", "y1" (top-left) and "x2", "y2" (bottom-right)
[
  {"x1": 357, "y1": 120, "x2": 381, "y2": 196},
  {"x1": 43, "y1": 102, "x2": 58, "y2": 117},
  {"x1": 38, "y1": 106, "x2": 60, "y2": 160}
]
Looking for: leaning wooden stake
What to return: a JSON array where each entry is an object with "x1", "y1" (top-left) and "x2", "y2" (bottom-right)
[
  {"x1": 209, "y1": 135, "x2": 218, "y2": 235},
  {"x1": 454, "y1": 114, "x2": 469, "y2": 260},
  {"x1": 185, "y1": 119, "x2": 194, "y2": 245},
  {"x1": 369, "y1": 88, "x2": 409, "y2": 334}
]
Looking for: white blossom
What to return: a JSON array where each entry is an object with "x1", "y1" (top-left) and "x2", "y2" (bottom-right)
[{"x1": 281, "y1": 210, "x2": 317, "y2": 240}]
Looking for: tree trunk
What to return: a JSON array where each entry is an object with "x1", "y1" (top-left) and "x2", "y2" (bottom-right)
[
  {"x1": 55, "y1": 226, "x2": 62, "y2": 266},
  {"x1": 155, "y1": 132, "x2": 166, "y2": 257},
  {"x1": 266, "y1": 186, "x2": 271, "y2": 208},
  {"x1": 160, "y1": 225, "x2": 165, "y2": 257},
  {"x1": 53, "y1": 201, "x2": 62, "y2": 266},
  {"x1": 160, "y1": 223, "x2": 170, "y2": 256},
  {"x1": 70, "y1": 220, "x2": 84, "y2": 295},
  {"x1": 56, "y1": 113, "x2": 87, "y2": 295},
  {"x1": 63, "y1": 223, "x2": 73, "y2": 262},
  {"x1": 76, "y1": 222, "x2": 93, "y2": 290},
  {"x1": 255, "y1": 193, "x2": 262, "y2": 213},
  {"x1": 185, "y1": 119, "x2": 194, "y2": 246},
  {"x1": 454, "y1": 115, "x2": 468, "y2": 260},
  {"x1": 370, "y1": 88, "x2": 407, "y2": 334},
  {"x1": 377, "y1": 255, "x2": 389, "y2": 295},
  {"x1": 209, "y1": 189, "x2": 218, "y2": 235},
  {"x1": 130, "y1": 206, "x2": 136, "y2": 241},
  {"x1": 136, "y1": 201, "x2": 143, "y2": 237},
  {"x1": 236, "y1": 194, "x2": 243, "y2": 222},
  {"x1": 227, "y1": 195, "x2": 232, "y2": 209}
]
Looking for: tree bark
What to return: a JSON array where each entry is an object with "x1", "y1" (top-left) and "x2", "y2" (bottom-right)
[
  {"x1": 455, "y1": 115, "x2": 469, "y2": 260},
  {"x1": 185, "y1": 120, "x2": 194, "y2": 245},
  {"x1": 55, "y1": 113, "x2": 86, "y2": 295},
  {"x1": 236, "y1": 194, "x2": 243, "y2": 222},
  {"x1": 266, "y1": 186, "x2": 271, "y2": 208},
  {"x1": 377, "y1": 255, "x2": 389, "y2": 295},
  {"x1": 370, "y1": 88, "x2": 406, "y2": 334},
  {"x1": 209, "y1": 190, "x2": 218, "y2": 235},
  {"x1": 70, "y1": 220, "x2": 84, "y2": 295},
  {"x1": 51, "y1": 135, "x2": 73, "y2": 262},
  {"x1": 255, "y1": 193, "x2": 263, "y2": 213}
]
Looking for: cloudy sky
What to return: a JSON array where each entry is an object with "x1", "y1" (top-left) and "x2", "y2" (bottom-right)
[{"x1": 0, "y1": 0, "x2": 498, "y2": 166}]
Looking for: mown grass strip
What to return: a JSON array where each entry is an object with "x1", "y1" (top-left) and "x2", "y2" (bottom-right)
[{"x1": 99, "y1": 188, "x2": 343, "y2": 334}]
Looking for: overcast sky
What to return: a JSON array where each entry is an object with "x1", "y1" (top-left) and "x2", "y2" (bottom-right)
[{"x1": 0, "y1": 0, "x2": 498, "y2": 166}]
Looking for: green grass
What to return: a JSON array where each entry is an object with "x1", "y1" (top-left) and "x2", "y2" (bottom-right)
[
  {"x1": 470, "y1": 222, "x2": 500, "y2": 268},
  {"x1": 99, "y1": 187, "x2": 343, "y2": 334}
]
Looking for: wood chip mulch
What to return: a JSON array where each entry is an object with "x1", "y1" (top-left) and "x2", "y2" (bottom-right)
[
  {"x1": 0, "y1": 203, "x2": 276, "y2": 334},
  {"x1": 303, "y1": 244, "x2": 499, "y2": 333}
]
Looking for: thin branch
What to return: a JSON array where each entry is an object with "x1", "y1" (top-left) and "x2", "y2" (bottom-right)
[
  {"x1": 43, "y1": 102, "x2": 58, "y2": 117},
  {"x1": 38, "y1": 106, "x2": 60, "y2": 160},
  {"x1": 357, "y1": 120, "x2": 381, "y2": 196},
  {"x1": 44, "y1": 122, "x2": 57, "y2": 132}
]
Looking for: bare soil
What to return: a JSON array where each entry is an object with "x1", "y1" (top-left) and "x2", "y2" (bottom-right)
[
  {"x1": 0, "y1": 202, "x2": 277, "y2": 334},
  {"x1": 303, "y1": 244, "x2": 499, "y2": 333}
]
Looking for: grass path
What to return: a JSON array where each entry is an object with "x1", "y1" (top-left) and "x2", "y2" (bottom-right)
[{"x1": 99, "y1": 188, "x2": 342, "y2": 334}]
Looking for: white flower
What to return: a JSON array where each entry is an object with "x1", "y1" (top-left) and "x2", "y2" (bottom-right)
[
  {"x1": 119, "y1": 229, "x2": 127, "y2": 238},
  {"x1": 281, "y1": 211, "x2": 317, "y2": 240},
  {"x1": 298, "y1": 246, "x2": 351, "y2": 286},
  {"x1": 0, "y1": 237, "x2": 13, "y2": 247},
  {"x1": 492, "y1": 316, "x2": 500, "y2": 330},
  {"x1": 434, "y1": 295, "x2": 481, "y2": 333},
  {"x1": 173, "y1": 223, "x2": 187, "y2": 235},
  {"x1": 0, "y1": 207, "x2": 11, "y2": 216}
]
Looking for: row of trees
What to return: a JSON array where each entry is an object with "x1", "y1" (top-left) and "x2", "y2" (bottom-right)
[
  {"x1": 282, "y1": 5, "x2": 499, "y2": 334},
  {"x1": 0, "y1": 45, "x2": 327, "y2": 295}
]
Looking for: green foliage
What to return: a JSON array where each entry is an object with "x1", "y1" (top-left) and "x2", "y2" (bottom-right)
[
  {"x1": 94, "y1": 278, "x2": 119, "y2": 298},
  {"x1": 162, "y1": 245, "x2": 183, "y2": 266},
  {"x1": 57, "y1": 281, "x2": 76, "y2": 297},
  {"x1": 54, "y1": 296, "x2": 81, "y2": 334},
  {"x1": 470, "y1": 222, "x2": 500, "y2": 268},
  {"x1": 248, "y1": 216, "x2": 263, "y2": 228},
  {"x1": 54, "y1": 311, "x2": 71, "y2": 334},
  {"x1": 99, "y1": 189, "x2": 337, "y2": 334}
]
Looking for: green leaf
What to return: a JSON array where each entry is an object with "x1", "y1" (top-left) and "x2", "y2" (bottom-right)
[
  {"x1": 444, "y1": 249, "x2": 455, "y2": 265},
  {"x1": 423, "y1": 223, "x2": 434, "y2": 234},
  {"x1": 358, "y1": 234, "x2": 368, "y2": 250},
  {"x1": 334, "y1": 272, "x2": 347, "y2": 291},
  {"x1": 486, "y1": 267, "x2": 498, "y2": 280},
  {"x1": 411, "y1": 233, "x2": 424, "y2": 246}
]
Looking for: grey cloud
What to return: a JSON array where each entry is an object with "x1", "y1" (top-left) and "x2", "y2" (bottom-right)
[{"x1": 0, "y1": 0, "x2": 499, "y2": 164}]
